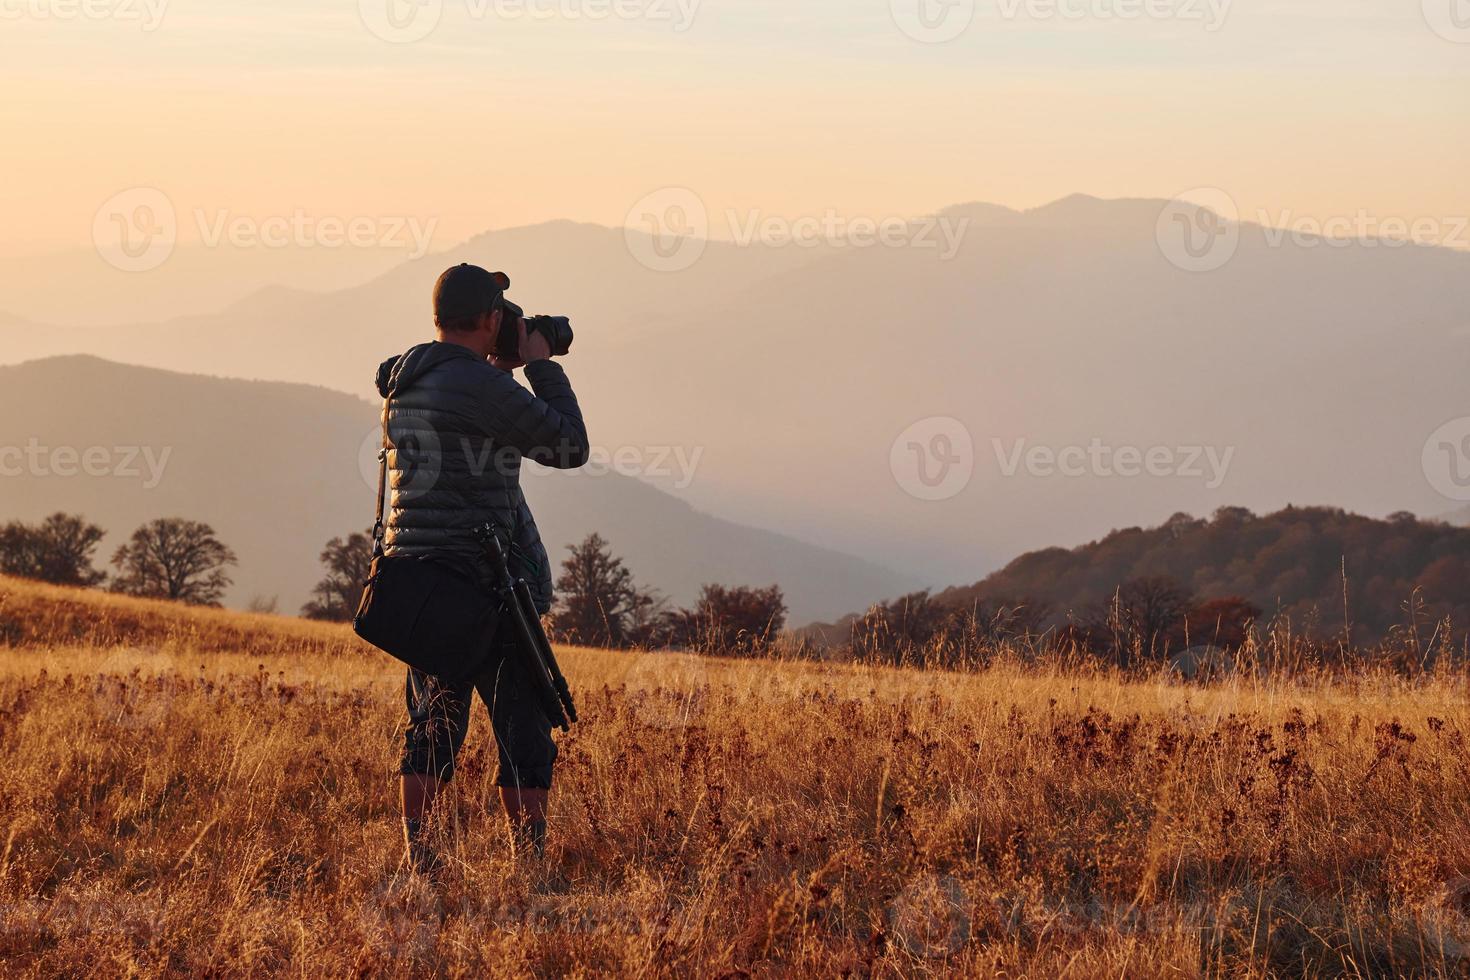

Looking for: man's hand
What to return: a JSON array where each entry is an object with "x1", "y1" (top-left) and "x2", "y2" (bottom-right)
[
  {"x1": 519, "y1": 316, "x2": 552, "y2": 364},
  {"x1": 488, "y1": 317, "x2": 550, "y2": 373}
]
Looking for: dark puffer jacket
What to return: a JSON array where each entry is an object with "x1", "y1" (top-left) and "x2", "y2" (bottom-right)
[{"x1": 373, "y1": 341, "x2": 589, "y2": 612}]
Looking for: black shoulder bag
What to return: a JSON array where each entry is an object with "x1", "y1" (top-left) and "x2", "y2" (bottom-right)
[{"x1": 352, "y1": 394, "x2": 501, "y2": 684}]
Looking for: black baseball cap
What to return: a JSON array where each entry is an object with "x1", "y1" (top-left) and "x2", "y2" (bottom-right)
[{"x1": 432, "y1": 264, "x2": 510, "y2": 325}]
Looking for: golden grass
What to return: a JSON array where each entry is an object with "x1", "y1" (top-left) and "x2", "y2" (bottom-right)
[{"x1": 1, "y1": 574, "x2": 1468, "y2": 978}]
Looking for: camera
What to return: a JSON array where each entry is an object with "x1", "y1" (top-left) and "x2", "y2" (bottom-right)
[{"x1": 495, "y1": 300, "x2": 574, "y2": 360}]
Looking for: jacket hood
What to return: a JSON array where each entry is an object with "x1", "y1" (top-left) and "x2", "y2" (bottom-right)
[{"x1": 375, "y1": 341, "x2": 476, "y2": 398}]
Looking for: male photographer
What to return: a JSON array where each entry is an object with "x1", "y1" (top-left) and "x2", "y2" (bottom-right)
[{"x1": 373, "y1": 263, "x2": 589, "y2": 872}]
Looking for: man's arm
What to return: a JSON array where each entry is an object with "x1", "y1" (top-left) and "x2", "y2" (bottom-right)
[{"x1": 478, "y1": 360, "x2": 591, "y2": 469}]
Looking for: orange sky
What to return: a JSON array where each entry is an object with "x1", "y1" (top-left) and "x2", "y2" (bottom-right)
[{"x1": 2, "y1": 0, "x2": 1466, "y2": 254}]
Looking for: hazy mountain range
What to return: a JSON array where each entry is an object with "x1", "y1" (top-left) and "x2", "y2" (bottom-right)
[
  {"x1": 4, "y1": 195, "x2": 1468, "y2": 594},
  {"x1": 0, "y1": 356, "x2": 913, "y2": 621}
]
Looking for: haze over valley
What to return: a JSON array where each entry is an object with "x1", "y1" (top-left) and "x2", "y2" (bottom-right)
[{"x1": 5, "y1": 195, "x2": 1468, "y2": 599}]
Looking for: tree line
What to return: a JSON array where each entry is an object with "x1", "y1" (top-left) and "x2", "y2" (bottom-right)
[
  {"x1": 10, "y1": 505, "x2": 1468, "y2": 666},
  {"x1": 298, "y1": 529, "x2": 788, "y2": 655},
  {"x1": 0, "y1": 514, "x2": 786, "y2": 655},
  {"x1": 0, "y1": 513, "x2": 237, "y2": 605},
  {"x1": 819, "y1": 506, "x2": 1470, "y2": 667}
]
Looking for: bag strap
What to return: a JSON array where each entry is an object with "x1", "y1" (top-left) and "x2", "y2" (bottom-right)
[{"x1": 371, "y1": 393, "x2": 390, "y2": 557}]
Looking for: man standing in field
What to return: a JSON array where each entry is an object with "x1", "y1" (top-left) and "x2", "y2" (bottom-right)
[{"x1": 374, "y1": 264, "x2": 590, "y2": 872}]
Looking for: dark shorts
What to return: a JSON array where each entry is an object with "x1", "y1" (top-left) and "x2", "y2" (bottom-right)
[{"x1": 399, "y1": 625, "x2": 558, "y2": 789}]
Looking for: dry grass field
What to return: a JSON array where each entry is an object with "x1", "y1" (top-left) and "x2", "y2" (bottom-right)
[{"x1": 1, "y1": 574, "x2": 1468, "y2": 978}]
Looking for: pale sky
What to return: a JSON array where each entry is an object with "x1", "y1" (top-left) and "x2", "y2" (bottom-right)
[{"x1": 2, "y1": 0, "x2": 1466, "y2": 255}]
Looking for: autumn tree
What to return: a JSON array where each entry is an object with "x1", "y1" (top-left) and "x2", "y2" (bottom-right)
[
  {"x1": 0, "y1": 512, "x2": 107, "y2": 587},
  {"x1": 110, "y1": 518, "x2": 237, "y2": 606},
  {"x1": 668, "y1": 583, "x2": 787, "y2": 655},
  {"x1": 1182, "y1": 596, "x2": 1261, "y2": 649},
  {"x1": 552, "y1": 533, "x2": 639, "y2": 647},
  {"x1": 302, "y1": 530, "x2": 373, "y2": 621}
]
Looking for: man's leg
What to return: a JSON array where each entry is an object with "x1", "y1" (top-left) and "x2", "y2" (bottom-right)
[
  {"x1": 500, "y1": 785, "x2": 550, "y2": 858},
  {"x1": 480, "y1": 646, "x2": 559, "y2": 859},
  {"x1": 400, "y1": 667, "x2": 473, "y2": 872},
  {"x1": 401, "y1": 772, "x2": 440, "y2": 852}
]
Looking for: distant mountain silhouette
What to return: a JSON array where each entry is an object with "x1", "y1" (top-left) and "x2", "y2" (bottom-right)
[
  {"x1": 0, "y1": 356, "x2": 915, "y2": 621},
  {"x1": 5, "y1": 195, "x2": 1468, "y2": 587}
]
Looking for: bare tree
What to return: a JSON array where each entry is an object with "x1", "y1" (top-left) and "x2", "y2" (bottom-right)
[
  {"x1": 302, "y1": 530, "x2": 373, "y2": 621},
  {"x1": 110, "y1": 518, "x2": 238, "y2": 606},
  {"x1": 1104, "y1": 576, "x2": 1196, "y2": 666},
  {"x1": 624, "y1": 583, "x2": 671, "y2": 649}
]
